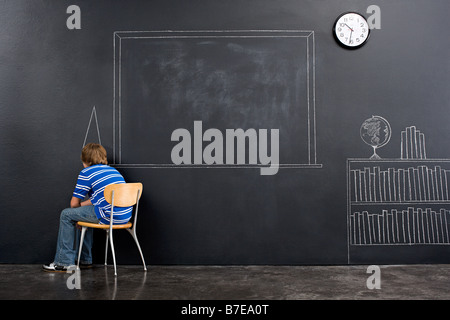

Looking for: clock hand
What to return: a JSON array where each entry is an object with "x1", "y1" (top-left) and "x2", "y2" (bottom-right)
[{"x1": 344, "y1": 23, "x2": 354, "y2": 32}]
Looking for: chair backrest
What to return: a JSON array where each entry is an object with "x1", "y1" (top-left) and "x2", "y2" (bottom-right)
[{"x1": 104, "y1": 183, "x2": 143, "y2": 207}]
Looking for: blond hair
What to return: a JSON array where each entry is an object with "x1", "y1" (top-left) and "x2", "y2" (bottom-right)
[{"x1": 81, "y1": 143, "x2": 108, "y2": 166}]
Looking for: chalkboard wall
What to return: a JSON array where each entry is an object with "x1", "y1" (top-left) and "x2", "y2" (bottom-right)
[{"x1": 1, "y1": 0, "x2": 450, "y2": 265}]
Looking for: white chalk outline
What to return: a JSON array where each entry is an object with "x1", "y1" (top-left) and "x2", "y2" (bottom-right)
[
  {"x1": 83, "y1": 106, "x2": 101, "y2": 147},
  {"x1": 348, "y1": 207, "x2": 450, "y2": 246},
  {"x1": 347, "y1": 158, "x2": 450, "y2": 263},
  {"x1": 113, "y1": 30, "x2": 321, "y2": 169},
  {"x1": 400, "y1": 125, "x2": 427, "y2": 160}
]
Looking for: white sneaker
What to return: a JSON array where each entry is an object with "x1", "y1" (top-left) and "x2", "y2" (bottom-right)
[{"x1": 42, "y1": 262, "x2": 75, "y2": 272}]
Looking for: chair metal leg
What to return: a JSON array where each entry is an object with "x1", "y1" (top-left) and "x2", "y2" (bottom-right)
[
  {"x1": 104, "y1": 230, "x2": 109, "y2": 266},
  {"x1": 127, "y1": 229, "x2": 147, "y2": 271},
  {"x1": 108, "y1": 229, "x2": 117, "y2": 276},
  {"x1": 77, "y1": 226, "x2": 87, "y2": 270}
]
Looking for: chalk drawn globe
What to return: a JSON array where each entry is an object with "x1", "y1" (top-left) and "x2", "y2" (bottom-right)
[{"x1": 360, "y1": 115, "x2": 391, "y2": 159}]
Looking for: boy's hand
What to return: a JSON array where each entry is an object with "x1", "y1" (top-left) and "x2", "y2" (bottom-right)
[
  {"x1": 81, "y1": 199, "x2": 92, "y2": 206},
  {"x1": 70, "y1": 197, "x2": 92, "y2": 208}
]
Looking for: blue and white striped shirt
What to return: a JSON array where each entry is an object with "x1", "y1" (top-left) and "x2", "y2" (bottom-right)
[{"x1": 73, "y1": 164, "x2": 132, "y2": 225}]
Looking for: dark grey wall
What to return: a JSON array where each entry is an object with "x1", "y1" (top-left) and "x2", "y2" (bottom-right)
[{"x1": 1, "y1": 0, "x2": 450, "y2": 265}]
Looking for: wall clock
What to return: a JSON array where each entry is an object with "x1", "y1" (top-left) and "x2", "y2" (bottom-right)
[{"x1": 333, "y1": 12, "x2": 370, "y2": 49}]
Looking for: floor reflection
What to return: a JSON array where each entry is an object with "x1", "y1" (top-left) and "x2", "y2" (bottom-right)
[
  {"x1": 75, "y1": 265, "x2": 148, "y2": 300},
  {"x1": 4, "y1": 264, "x2": 450, "y2": 300}
]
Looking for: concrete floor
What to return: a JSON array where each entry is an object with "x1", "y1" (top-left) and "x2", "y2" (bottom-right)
[{"x1": 1, "y1": 264, "x2": 450, "y2": 300}]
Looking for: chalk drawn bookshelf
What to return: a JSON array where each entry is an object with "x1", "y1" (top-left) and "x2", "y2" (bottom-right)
[{"x1": 347, "y1": 158, "x2": 450, "y2": 263}]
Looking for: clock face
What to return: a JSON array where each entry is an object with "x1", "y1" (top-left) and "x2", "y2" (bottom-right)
[{"x1": 333, "y1": 12, "x2": 370, "y2": 49}]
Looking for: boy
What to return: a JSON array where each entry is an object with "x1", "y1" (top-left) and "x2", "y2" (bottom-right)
[{"x1": 43, "y1": 143, "x2": 132, "y2": 272}]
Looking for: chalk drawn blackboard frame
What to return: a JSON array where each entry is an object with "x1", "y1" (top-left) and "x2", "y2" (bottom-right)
[{"x1": 112, "y1": 30, "x2": 322, "y2": 170}]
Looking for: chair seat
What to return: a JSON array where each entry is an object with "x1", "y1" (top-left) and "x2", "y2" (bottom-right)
[{"x1": 77, "y1": 221, "x2": 132, "y2": 229}]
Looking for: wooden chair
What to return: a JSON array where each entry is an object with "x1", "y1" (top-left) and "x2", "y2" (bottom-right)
[{"x1": 76, "y1": 183, "x2": 147, "y2": 276}]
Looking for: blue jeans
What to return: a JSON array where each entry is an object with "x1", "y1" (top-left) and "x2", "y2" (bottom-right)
[{"x1": 54, "y1": 205, "x2": 99, "y2": 266}]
